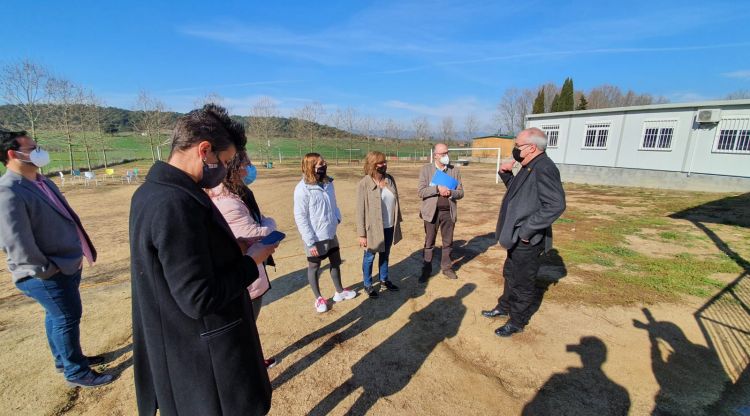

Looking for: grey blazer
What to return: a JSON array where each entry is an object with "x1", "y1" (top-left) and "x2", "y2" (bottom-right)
[
  {"x1": 417, "y1": 163, "x2": 464, "y2": 223},
  {"x1": 0, "y1": 170, "x2": 96, "y2": 282},
  {"x1": 495, "y1": 153, "x2": 566, "y2": 252}
]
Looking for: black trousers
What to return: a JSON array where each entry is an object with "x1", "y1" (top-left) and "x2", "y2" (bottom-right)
[{"x1": 496, "y1": 241, "x2": 546, "y2": 328}]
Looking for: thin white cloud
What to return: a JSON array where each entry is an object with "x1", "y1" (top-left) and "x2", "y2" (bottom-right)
[
  {"x1": 723, "y1": 70, "x2": 750, "y2": 80},
  {"x1": 375, "y1": 42, "x2": 750, "y2": 75}
]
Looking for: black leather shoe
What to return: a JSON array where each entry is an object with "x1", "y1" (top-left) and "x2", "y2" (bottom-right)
[
  {"x1": 366, "y1": 287, "x2": 379, "y2": 298},
  {"x1": 481, "y1": 309, "x2": 509, "y2": 318},
  {"x1": 382, "y1": 280, "x2": 399, "y2": 291},
  {"x1": 495, "y1": 323, "x2": 524, "y2": 337}
]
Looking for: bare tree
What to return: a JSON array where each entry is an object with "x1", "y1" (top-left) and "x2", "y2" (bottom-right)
[
  {"x1": 358, "y1": 115, "x2": 375, "y2": 152},
  {"x1": 293, "y1": 102, "x2": 325, "y2": 151},
  {"x1": 1, "y1": 59, "x2": 50, "y2": 139},
  {"x1": 441, "y1": 116, "x2": 455, "y2": 143},
  {"x1": 328, "y1": 108, "x2": 343, "y2": 165},
  {"x1": 464, "y1": 112, "x2": 480, "y2": 141},
  {"x1": 132, "y1": 91, "x2": 169, "y2": 163},
  {"x1": 84, "y1": 92, "x2": 110, "y2": 168},
  {"x1": 496, "y1": 88, "x2": 534, "y2": 134},
  {"x1": 542, "y1": 82, "x2": 559, "y2": 113},
  {"x1": 341, "y1": 106, "x2": 358, "y2": 164},
  {"x1": 248, "y1": 96, "x2": 279, "y2": 165},
  {"x1": 193, "y1": 92, "x2": 225, "y2": 108},
  {"x1": 412, "y1": 116, "x2": 430, "y2": 141},
  {"x1": 46, "y1": 77, "x2": 84, "y2": 172},
  {"x1": 726, "y1": 90, "x2": 750, "y2": 100},
  {"x1": 384, "y1": 119, "x2": 403, "y2": 161},
  {"x1": 587, "y1": 84, "x2": 623, "y2": 109}
]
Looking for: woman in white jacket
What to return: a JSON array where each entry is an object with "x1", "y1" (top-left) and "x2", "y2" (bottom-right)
[
  {"x1": 293, "y1": 153, "x2": 356, "y2": 313},
  {"x1": 208, "y1": 152, "x2": 278, "y2": 368}
]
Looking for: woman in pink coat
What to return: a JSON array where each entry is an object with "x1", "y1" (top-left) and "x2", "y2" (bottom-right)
[{"x1": 208, "y1": 151, "x2": 278, "y2": 368}]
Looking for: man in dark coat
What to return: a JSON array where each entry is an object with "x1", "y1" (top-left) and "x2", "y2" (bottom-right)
[
  {"x1": 129, "y1": 105, "x2": 276, "y2": 415},
  {"x1": 482, "y1": 127, "x2": 566, "y2": 337}
]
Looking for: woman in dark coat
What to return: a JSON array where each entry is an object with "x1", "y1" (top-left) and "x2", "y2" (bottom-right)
[{"x1": 129, "y1": 104, "x2": 276, "y2": 416}]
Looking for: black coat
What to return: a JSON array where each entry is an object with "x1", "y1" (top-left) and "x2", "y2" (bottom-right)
[
  {"x1": 129, "y1": 161, "x2": 271, "y2": 416},
  {"x1": 495, "y1": 153, "x2": 566, "y2": 252}
]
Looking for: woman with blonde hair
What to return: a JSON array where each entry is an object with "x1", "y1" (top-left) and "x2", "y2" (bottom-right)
[
  {"x1": 356, "y1": 151, "x2": 403, "y2": 298},
  {"x1": 293, "y1": 153, "x2": 356, "y2": 313}
]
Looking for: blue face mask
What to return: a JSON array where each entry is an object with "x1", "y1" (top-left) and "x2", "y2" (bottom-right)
[{"x1": 243, "y1": 164, "x2": 257, "y2": 185}]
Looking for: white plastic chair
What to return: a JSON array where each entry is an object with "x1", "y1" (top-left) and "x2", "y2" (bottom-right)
[
  {"x1": 83, "y1": 171, "x2": 99, "y2": 187},
  {"x1": 121, "y1": 170, "x2": 136, "y2": 184}
]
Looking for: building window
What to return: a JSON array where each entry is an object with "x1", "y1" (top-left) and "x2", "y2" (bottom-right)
[
  {"x1": 714, "y1": 117, "x2": 750, "y2": 154},
  {"x1": 640, "y1": 120, "x2": 677, "y2": 150},
  {"x1": 583, "y1": 122, "x2": 610, "y2": 149},
  {"x1": 540, "y1": 124, "x2": 560, "y2": 148}
]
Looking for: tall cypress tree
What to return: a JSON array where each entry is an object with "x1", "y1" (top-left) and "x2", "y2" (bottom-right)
[
  {"x1": 560, "y1": 78, "x2": 575, "y2": 111},
  {"x1": 576, "y1": 94, "x2": 588, "y2": 110},
  {"x1": 550, "y1": 93, "x2": 561, "y2": 112},
  {"x1": 532, "y1": 88, "x2": 545, "y2": 114}
]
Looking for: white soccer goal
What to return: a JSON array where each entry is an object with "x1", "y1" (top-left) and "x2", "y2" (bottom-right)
[{"x1": 431, "y1": 147, "x2": 503, "y2": 183}]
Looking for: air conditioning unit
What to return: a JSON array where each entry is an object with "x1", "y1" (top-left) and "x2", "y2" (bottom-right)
[{"x1": 696, "y1": 109, "x2": 721, "y2": 123}]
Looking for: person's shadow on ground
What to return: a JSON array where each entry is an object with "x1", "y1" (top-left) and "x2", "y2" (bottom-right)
[
  {"x1": 633, "y1": 308, "x2": 730, "y2": 415},
  {"x1": 522, "y1": 336, "x2": 630, "y2": 416},
  {"x1": 270, "y1": 248, "x2": 429, "y2": 389},
  {"x1": 307, "y1": 283, "x2": 475, "y2": 416},
  {"x1": 451, "y1": 232, "x2": 497, "y2": 272}
]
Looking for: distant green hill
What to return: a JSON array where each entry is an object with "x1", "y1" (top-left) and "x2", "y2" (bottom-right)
[{"x1": 0, "y1": 104, "x2": 353, "y2": 138}]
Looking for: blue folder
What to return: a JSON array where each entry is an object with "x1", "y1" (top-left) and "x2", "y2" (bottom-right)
[{"x1": 429, "y1": 169, "x2": 459, "y2": 190}]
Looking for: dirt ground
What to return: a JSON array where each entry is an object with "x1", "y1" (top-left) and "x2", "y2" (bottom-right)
[{"x1": 0, "y1": 163, "x2": 747, "y2": 415}]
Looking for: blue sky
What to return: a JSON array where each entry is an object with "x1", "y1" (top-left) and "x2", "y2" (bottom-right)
[{"x1": 2, "y1": 0, "x2": 749, "y2": 132}]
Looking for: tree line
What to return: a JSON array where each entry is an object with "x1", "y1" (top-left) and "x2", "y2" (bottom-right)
[
  {"x1": 1, "y1": 60, "x2": 476, "y2": 172},
  {"x1": 495, "y1": 78, "x2": 677, "y2": 135}
]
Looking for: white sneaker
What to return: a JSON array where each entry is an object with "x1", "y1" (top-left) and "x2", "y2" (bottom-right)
[
  {"x1": 315, "y1": 297, "x2": 328, "y2": 313},
  {"x1": 333, "y1": 289, "x2": 357, "y2": 302}
]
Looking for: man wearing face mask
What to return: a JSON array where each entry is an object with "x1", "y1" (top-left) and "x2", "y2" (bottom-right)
[
  {"x1": 417, "y1": 143, "x2": 464, "y2": 282},
  {"x1": 482, "y1": 127, "x2": 566, "y2": 338},
  {"x1": 129, "y1": 105, "x2": 277, "y2": 415},
  {"x1": 0, "y1": 130, "x2": 113, "y2": 387}
]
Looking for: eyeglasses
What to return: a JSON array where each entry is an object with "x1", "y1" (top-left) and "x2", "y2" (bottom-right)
[{"x1": 513, "y1": 143, "x2": 532, "y2": 151}]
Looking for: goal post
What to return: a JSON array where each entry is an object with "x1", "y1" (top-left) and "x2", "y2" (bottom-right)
[{"x1": 431, "y1": 147, "x2": 503, "y2": 183}]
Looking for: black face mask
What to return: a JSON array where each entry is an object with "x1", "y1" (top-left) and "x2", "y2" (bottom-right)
[
  {"x1": 376, "y1": 165, "x2": 387, "y2": 175},
  {"x1": 197, "y1": 152, "x2": 227, "y2": 189},
  {"x1": 512, "y1": 147, "x2": 524, "y2": 163},
  {"x1": 315, "y1": 165, "x2": 327, "y2": 180}
]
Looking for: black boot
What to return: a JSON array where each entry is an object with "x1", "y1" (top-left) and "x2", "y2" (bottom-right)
[{"x1": 419, "y1": 262, "x2": 432, "y2": 283}]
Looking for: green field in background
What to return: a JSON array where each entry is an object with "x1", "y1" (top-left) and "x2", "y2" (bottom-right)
[{"x1": 1, "y1": 131, "x2": 479, "y2": 174}]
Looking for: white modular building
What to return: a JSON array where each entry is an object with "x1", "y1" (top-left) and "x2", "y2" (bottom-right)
[{"x1": 525, "y1": 99, "x2": 750, "y2": 192}]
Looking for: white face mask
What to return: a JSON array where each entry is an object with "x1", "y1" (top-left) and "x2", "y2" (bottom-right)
[
  {"x1": 439, "y1": 155, "x2": 450, "y2": 165},
  {"x1": 17, "y1": 148, "x2": 51, "y2": 168}
]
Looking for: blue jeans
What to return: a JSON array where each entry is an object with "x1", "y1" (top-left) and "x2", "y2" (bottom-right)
[
  {"x1": 15, "y1": 270, "x2": 90, "y2": 379},
  {"x1": 363, "y1": 227, "x2": 394, "y2": 289}
]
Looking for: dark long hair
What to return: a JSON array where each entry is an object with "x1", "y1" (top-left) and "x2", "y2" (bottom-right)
[{"x1": 222, "y1": 151, "x2": 249, "y2": 199}]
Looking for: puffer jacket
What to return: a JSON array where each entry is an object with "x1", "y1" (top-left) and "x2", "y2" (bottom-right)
[{"x1": 293, "y1": 177, "x2": 341, "y2": 247}]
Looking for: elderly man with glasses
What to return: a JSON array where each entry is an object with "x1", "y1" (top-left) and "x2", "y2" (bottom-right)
[
  {"x1": 417, "y1": 143, "x2": 464, "y2": 282},
  {"x1": 482, "y1": 127, "x2": 566, "y2": 338}
]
